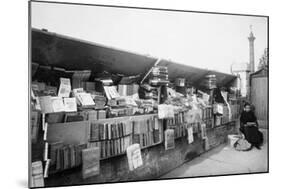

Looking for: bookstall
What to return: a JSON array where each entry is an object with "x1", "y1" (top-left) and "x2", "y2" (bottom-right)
[{"x1": 30, "y1": 28, "x2": 240, "y2": 187}]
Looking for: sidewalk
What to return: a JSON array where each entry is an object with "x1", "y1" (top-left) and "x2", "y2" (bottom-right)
[{"x1": 160, "y1": 129, "x2": 268, "y2": 178}]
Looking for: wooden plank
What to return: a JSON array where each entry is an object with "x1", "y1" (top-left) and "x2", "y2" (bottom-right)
[
  {"x1": 47, "y1": 121, "x2": 90, "y2": 145},
  {"x1": 251, "y1": 77, "x2": 268, "y2": 127}
]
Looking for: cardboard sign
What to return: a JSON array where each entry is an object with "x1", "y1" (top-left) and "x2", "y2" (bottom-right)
[
  {"x1": 164, "y1": 129, "x2": 175, "y2": 150},
  {"x1": 58, "y1": 78, "x2": 71, "y2": 98},
  {"x1": 51, "y1": 97, "x2": 65, "y2": 112},
  {"x1": 82, "y1": 147, "x2": 100, "y2": 179},
  {"x1": 126, "y1": 144, "x2": 143, "y2": 171},
  {"x1": 104, "y1": 86, "x2": 120, "y2": 100},
  {"x1": 64, "y1": 97, "x2": 77, "y2": 112},
  {"x1": 39, "y1": 96, "x2": 54, "y2": 113}
]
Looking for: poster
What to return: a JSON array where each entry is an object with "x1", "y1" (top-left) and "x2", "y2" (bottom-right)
[
  {"x1": 82, "y1": 147, "x2": 100, "y2": 179},
  {"x1": 126, "y1": 144, "x2": 143, "y2": 171},
  {"x1": 165, "y1": 129, "x2": 175, "y2": 150},
  {"x1": 58, "y1": 78, "x2": 71, "y2": 98}
]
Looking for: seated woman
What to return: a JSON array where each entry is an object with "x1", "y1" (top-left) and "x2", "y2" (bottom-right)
[{"x1": 240, "y1": 103, "x2": 263, "y2": 150}]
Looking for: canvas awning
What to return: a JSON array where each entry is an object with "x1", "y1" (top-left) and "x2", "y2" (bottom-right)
[{"x1": 31, "y1": 28, "x2": 236, "y2": 88}]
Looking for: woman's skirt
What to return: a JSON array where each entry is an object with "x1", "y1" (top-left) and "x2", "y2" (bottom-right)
[{"x1": 240, "y1": 125, "x2": 263, "y2": 147}]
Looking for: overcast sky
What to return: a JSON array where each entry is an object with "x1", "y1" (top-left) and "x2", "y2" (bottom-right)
[{"x1": 31, "y1": 2, "x2": 268, "y2": 74}]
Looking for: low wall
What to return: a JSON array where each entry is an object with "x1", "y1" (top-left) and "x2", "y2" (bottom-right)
[{"x1": 45, "y1": 121, "x2": 237, "y2": 187}]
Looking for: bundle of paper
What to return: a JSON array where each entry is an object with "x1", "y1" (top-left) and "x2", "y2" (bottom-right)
[{"x1": 92, "y1": 95, "x2": 106, "y2": 109}]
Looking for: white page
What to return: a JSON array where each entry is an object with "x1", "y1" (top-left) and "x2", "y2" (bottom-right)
[{"x1": 64, "y1": 97, "x2": 77, "y2": 112}]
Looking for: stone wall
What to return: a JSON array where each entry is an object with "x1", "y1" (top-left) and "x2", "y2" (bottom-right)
[{"x1": 45, "y1": 121, "x2": 237, "y2": 187}]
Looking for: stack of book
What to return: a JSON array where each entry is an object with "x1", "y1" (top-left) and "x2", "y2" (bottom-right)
[
  {"x1": 83, "y1": 81, "x2": 95, "y2": 93},
  {"x1": 118, "y1": 84, "x2": 139, "y2": 96},
  {"x1": 87, "y1": 110, "x2": 98, "y2": 122},
  {"x1": 203, "y1": 75, "x2": 217, "y2": 89},
  {"x1": 92, "y1": 95, "x2": 106, "y2": 110},
  {"x1": 149, "y1": 66, "x2": 169, "y2": 86},
  {"x1": 71, "y1": 70, "x2": 91, "y2": 89}
]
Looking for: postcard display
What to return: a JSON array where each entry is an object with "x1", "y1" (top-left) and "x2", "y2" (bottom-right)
[{"x1": 30, "y1": 64, "x2": 239, "y2": 186}]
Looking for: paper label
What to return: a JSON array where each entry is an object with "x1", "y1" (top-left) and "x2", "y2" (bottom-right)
[{"x1": 58, "y1": 78, "x2": 71, "y2": 98}]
